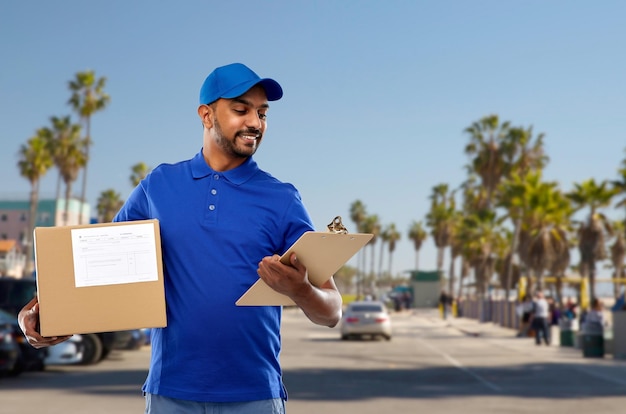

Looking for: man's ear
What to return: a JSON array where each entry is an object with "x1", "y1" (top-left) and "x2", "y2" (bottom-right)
[{"x1": 197, "y1": 104, "x2": 214, "y2": 128}]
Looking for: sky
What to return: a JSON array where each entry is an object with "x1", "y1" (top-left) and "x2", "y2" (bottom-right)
[{"x1": 1, "y1": 1, "x2": 625, "y2": 287}]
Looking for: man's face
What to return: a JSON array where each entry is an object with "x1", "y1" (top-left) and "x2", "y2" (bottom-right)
[{"x1": 209, "y1": 85, "x2": 269, "y2": 159}]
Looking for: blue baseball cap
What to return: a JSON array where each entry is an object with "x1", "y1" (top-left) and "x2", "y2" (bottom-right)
[{"x1": 199, "y1": 63, "x2": 283, "y2": 105}]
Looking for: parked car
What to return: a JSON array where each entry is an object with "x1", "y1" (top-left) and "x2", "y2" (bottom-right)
[
  {"x1": 0, "y1": 309, "x2": 46, "y2": 375},
  {"x1": 123, "y1": 329, "x2": 148, "y2": 350},
  {"x1": 45, "y1": 335, "x2": 84, "y2": 365},
  {"x1": 79, "y1": 330, "x2": 133, "y2": 364},
  {"x1": 0, "y1": 277, "x2": 133, "y2": 365},
  {"x1": 0, "y1": 277, "x2": 38, "y2": 316},
  {"x1": 0, "y1": 323, "x2": 19, "y2": 376},
  {"x1": 340, "y1": 301, "x2": 392, "y2": 341}
]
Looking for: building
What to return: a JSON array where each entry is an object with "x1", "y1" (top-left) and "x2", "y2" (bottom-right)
[
  {"x1": 408, "y1": 270, "x2": 443, "y2": 308},
  {"x1": 0, "y1": 239, "x2": 25, "y2": 277},
  {"x1": 0, "y1": 198, "x2": 90, "y2": 276}
]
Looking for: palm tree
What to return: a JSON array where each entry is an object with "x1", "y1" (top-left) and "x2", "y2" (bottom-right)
[
  {"x1": 609, "y1": 220, "x2": 625, "y2": 298},
  {"x1": 385, "y1": 223, "x2": 401, "y2": 278},
  {"x1": 497, "y1": 173, "x2": 527, "y2": 298},
  {"x1": 464, "y1": 114, "x2": 511, "y2": 210},
  {"x1": 97, "y1": 189, "x2": 124, "y2": 223},
  {"x1": 48, "y1": 116, "x2": 85, "y2": 225},
  {"x1": 518, "y1": 173, "x2": 572, "y2": 294},
  {"x1": 378, "y1": 225, "x2": 388, "y2": 280},
  {"x1": 549, "y1": 228, "x2": 574, "y2": 308},
  {"x1": 613, "y1": 148, "x2": 626, "y2": 225},
  {"x1": 498, "y1": 125, "x2": 548, "y2": 299},
  {"x1": 526, "y1": 226, "x2": 570, "y2": 293},
  {"x1": 567, "y1": 179, "x2": 618, "y2": 300},
  {"x1": 458, "y1": 258, "x2": 471, "y2": 299},
  {"x1": 426, "y1": 184, "x2": 455, "y2": 273},
  {"x1": 68, "y1": 70, "x2": 110, "y2": 223},
  {"x1": 407, "y1": 221, "x2": 427, "y2": 271},
  {"x1": 611, "y1": 149, "x2": 626, "y2": 298},
  {"x1": 496, "y1": 250, "x2": 521, "y2": 299},
  {"x1": 349, "y1": 200, "x2": 367, "y2": 296},
  {"x1": 130, "y1": 162, "x2": 151, "y2": 187},
  {"x1": 501, "y1": 125, "x2": 549, "y2": 178},
  {"x1": 447, "y1": 213, "x2": 463, "y2": 298},
  {"x1": 457, "y1": 209, "x2": 505, "y2": 295},
  {"x1": 17, "y1": 130, "x2": 54, "y2": 276},
  {"x1": 361, "y1": 215, "x2": 380, "y2": 294}
]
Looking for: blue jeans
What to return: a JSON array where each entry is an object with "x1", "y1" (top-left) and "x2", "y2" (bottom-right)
[{"x1": 144, "y1": 393, "x2": 285, "y2": 414}]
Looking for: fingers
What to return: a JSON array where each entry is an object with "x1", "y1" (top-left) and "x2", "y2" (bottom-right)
[
  {"x1": 289, "y1": 253, "x2": 305, "y2": 272},
  {"x1": 26, "y1": 334, "x2": 72, "y2": 349},
  {"x1": 258, "y1": 254, "x2": 302, "y2": 275},
  {"x1": 18, "y1": 295, "x2": 72, "y2": 348},
  {"x1": 18, "y1": 296, "x2": 39, "y2": 333},
  {"x1": 24, "y1": 296, "x2": 38, "y2": 309}
]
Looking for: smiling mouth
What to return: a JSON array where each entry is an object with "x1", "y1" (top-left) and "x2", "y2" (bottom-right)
[{"x1": 238, "y1": 131, "x2": 261, "y2": 143}]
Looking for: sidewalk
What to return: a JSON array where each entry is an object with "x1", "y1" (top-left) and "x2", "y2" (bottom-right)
[{"x1": 406, "y1": 308, "x2": 626, "y2": 366}]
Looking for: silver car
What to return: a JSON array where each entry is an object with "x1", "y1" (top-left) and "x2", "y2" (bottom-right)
[
  {"x1": 45, "y1": 335, "x2": 84, "y2": 365},
  {"x1": 340, "y1": 301, "x2": 392, "y2": 341}
]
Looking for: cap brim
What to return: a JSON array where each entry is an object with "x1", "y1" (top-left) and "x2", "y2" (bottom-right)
[{"x1": 222, "y1": 78, "x2": 283, "y2": 101}]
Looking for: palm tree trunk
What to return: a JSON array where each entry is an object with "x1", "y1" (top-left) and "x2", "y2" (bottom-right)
[
  {"x1": 448, "y1": 254, "x2": 456, "y2": 298},
  {"x1": 78, "y1": 118, "x2": 91, "y2": 225},
  {"x1": 359, "y1": 250, "x2": 366, "y2": 298},
  {"x1": 457, "y1": 258, "x2": 468, "y2": 299},
  {"x1": 23, "y1": 184, "x2": 39, "y2": 277},
  {"x1": 378, "y1": 241, "x2": 385, "y2": 280},
  {"x1": 535, "y1": 267, "x2": 545, "y2": 293},
  {"x1": 64, "y1": 184, "x2": 72, "y2": 226},
  {"x1": 505, "y1": 216, "x2": 522, "y2": 300},
  {"x1": 589, "y1": 260, "x2": 597, "y2": 300},
  {"x1": 436, "y1": 247, "x2": 444, "y2": 272},
  {"x1": 555, "y1": 275, "x2": 564, "y2": 309},
  {"x1": 55, "y1": 172, "x2": 62, "y2": 201}
]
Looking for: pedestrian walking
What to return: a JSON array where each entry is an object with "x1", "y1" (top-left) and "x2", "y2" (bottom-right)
[
  {"x1": 531, "y1": 291, "x2": 550, "y2": 345},
  {"x1": 516, "y1": 295, "x2": 533, "y2": 337}
]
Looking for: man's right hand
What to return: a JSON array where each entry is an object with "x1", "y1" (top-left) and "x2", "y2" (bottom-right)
[{"x1": 18, "y1": 297, "x2": 71, "y2": 348}]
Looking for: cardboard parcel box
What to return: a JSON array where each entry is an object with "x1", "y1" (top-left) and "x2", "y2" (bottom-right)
[{"x1": 34, "y1": 219, "x2": 167, "y2": 337}]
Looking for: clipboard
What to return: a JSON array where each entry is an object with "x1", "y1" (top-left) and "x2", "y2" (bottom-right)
[{"x1": 236, "y1": 217, "x2": 373, "y2": 306}]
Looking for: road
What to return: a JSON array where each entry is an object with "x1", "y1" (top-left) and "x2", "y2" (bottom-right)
[{"x1": 1, "y1": 308, "x2": 626, "y2": 413}]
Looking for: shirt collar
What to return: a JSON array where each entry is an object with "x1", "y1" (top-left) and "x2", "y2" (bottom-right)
[{"x1": 190, "y1": 148, "x2": 259, "y2": 185}]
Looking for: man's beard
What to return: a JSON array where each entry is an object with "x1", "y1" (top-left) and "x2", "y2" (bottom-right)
[{"x1": 213, "y1": 117, "x2": 261, "y2": 159}]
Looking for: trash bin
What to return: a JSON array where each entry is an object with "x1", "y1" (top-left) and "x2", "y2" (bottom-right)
[
  {"x1": 581, "y1": 321, "x2": 604, "y2": 358},
  {"x1": 559, "y1": 318, "x2": 578, "y2": 347}
]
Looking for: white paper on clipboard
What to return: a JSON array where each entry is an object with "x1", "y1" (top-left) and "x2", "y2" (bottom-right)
[{"x1": 236, "y1": 231, "x2": 373, "y2": 306}]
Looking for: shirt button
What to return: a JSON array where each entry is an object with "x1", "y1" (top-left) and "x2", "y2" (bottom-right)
[
  {"x1": 213, "y1": 174, "x2": 220, "y2": 180},
  {"x1": 211, "y1": 189, "x2": 217, "y2": 195},
  {"x1": 208, "y1": 205, "x2": 216, "y2": 211}
]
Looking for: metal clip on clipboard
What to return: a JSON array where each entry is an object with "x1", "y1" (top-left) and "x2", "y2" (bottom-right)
[{"x1": 327, "y1": 216, "x2": 349, "y2": 234}]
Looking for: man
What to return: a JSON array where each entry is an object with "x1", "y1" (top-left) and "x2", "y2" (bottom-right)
[
  {"x1": 531, "y1": 291, "x2": 550, "y2": 345},
  {"x1": 18, "y1": 63, "x2": 342, "y2": 413},
  {"x1": 439, "y1": 289, "x2": 450, "y2": 320}
]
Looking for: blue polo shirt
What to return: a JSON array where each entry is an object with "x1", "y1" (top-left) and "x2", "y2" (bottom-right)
[{"x1": 114, "y1": 149, "x2": 314, "y2": 402}]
